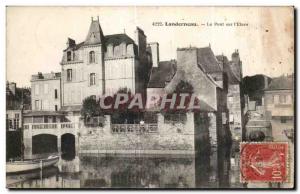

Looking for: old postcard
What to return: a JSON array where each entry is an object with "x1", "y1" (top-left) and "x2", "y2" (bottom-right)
[{"x1": 6, "y1": 6, "x2": 295, "y2": 189}]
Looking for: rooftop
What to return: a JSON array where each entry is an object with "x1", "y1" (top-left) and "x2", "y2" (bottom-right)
[
  {"x1": 24, "y1": 111, "x2": 65, "y2": 117},
  {"x1": 65, "y1": 18, "x2": 136, "y2": 51},
  {"x1": 197, "y1": 47, "x2": 222, "y2": 73},
  {"x1": 60, "y1": 105, "x2": 82, "y2": 112},
  {"x1": 217, "y1": 55, "x2": 240, "y2": 84},
  {"x1": 266, "y1": 75, "x2": 294, "y2": 90},
  {"x1": 148, "y1": 60, "x2": 177, "y2": 88},
  {"x1": 31, "y1": 72, "x2": 61, "y2": 81}
]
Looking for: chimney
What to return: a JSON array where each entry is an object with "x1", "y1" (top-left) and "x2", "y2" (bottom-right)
[
  {"x1": 148, "y1": 42, "x2": 159, "y2": 67},
  {"x1": 38, "y1": 72, "x2": 44, "y2": 79},
  {"x1": 135, "y1": 27, "x2": 147, "y2": 56},
  {"x1": 8, "y1": 82, "x2": 16, "y2": 95},
  {"x1": 66, "y1": 38, "x2": 76, "y2": 48},
  {"x1": 264, "y1": 76, "x2": 269, "y2": 89}
]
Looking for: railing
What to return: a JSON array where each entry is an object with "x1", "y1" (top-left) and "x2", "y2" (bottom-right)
[
  {"x1": 111, "y1": 124, "x2": 158, "y2": 134},
  {"x1": 61, "y1": 123, "x2": 75, "y2": 129},
  {"x1": 24, "y1": 122, "x2": 76, "y2": 130}
]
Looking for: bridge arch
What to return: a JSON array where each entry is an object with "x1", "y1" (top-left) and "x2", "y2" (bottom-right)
[
  {"x1": 61, "y1": 133, "x2": 76, "y2": 160},
  {"x1": 32, "y1": 134, "x2": 58, "y2": 154}
]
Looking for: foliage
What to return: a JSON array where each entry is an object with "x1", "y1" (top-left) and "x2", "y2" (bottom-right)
[
  {"x1": 158, "y1": 80, "x2": 199, "y2": 114},
  {"x1": 110, "y1": 87, "x2": 142, "y2": 124},
  {"x1": 81, "y1": 96, "x2": 103, "y2": 119}
]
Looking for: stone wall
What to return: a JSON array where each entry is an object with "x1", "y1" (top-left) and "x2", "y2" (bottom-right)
[{"x1": 79, "y1": 113, "x2": 195, "y2": 155}]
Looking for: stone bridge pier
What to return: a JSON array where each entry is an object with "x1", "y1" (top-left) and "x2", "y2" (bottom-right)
[{"x1": 23, "y1": 123, "x2": 79, "y2": 159}]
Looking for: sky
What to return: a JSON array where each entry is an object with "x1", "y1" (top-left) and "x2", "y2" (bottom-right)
[{"x1": 6, "y1": 6, "x2": 294, "y2": 87}]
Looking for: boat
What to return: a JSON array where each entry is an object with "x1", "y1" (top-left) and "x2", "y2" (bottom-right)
[
  {"x1": 6, "y1": 166, "x2": 59, "y2": 187},
  {"x1": 6, "y1": 155, "x2": 59, "y2": 174}
]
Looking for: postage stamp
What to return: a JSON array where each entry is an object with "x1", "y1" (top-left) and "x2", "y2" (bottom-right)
[{"x1": 240, "y1": 142, "x2": 289, "y2": 183}]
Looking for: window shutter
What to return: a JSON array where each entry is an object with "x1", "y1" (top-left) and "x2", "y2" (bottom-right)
[
  {"x1": 63, "y1": 70, "x2": 67, "y2": 82},
  {"x1": 73, "y1": 69, "x2": 76, "y2": 82}
]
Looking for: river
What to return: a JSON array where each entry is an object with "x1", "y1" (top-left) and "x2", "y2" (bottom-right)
[{"x1": 7, "y1": 144, "x2": 244, "y2": 189}]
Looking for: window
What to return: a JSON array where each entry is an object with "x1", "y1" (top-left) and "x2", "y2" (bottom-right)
[
  {"x1": 6, "y1": 114, "x2": 9, "y2": 129},
  {"x1": 35, "y1": 84, "x2": 39, "y2": 95},
  {"x1": 35, "y1": 100, "x2": 40, "y2": 110},
  {"x1": 89, "y1": 51, "x2": 95, "y2": 63},
  {"x1": 16, "y1": 118, "x2": 19, "y2": 129},
  {"x1": 9, "y1": 120, "x2": 13, "y2": 129},
  {"x1": 44, "y1": 84, "x2": 48, "y2": 94},
  {"x1": 90, "y1": 73, "x2": 96, "y2": 86},
  {"x1": 164, "y1": 113, "x2": 187, "y2": 124},
  {"x1": 54, "y1": 89, "x2": 58, "y2": 99},
  {"x1": 67, "y1": 69, "x2": 72, "y2": 81},
  {"x1": 44, "y1": 116, "x2": 48, "y2": 123},
  {"x1": 55, "y1": 105, "x2": 58, "y2": 111},
  {"x1": 13, "y1": 119, "x2": 17, "y2": 129},
  {"x1": 15, "y1": 113, "x2": 19, "y2": 119},
  {"x1": 228, "y1": 96, "x2": 233, "y2": 103},
  {"x1": 281, "y1": 116, "x2": 287, "y2": 123},
  {"x1": 274, "y1": 95, "x2": 279, "y2": 104},
  {"x1": 229, "y1": 113, "x2": 234, "y2": 124},
  {"x1": 43, "y1": 100, "x2": 49, "y2": 110},
  {"x1": 279, "y1": 95, "x2": 286, "y2": 104},
  {"x1": 67, "y1": 51, "x2": 72, "y2": 61},
  {"x1": 53, "y1": 116, "x2": 56, "y2": 123}
]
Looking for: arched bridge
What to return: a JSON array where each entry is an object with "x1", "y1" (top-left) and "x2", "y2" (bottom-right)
[{"x1": 23, "y1": 122, "x2": 79, "y2": 159}]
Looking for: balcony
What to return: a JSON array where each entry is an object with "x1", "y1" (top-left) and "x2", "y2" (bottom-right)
[
  {"x1": 24, "y1": 122, "x2": 78, "y2": 130},
  {"x1": 111, "y1": 124, "x2": 158, "y2": 134}
]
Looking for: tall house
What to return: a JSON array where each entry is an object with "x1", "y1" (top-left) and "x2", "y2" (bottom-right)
[
  {"x1": 263, "y1": 74, "x2": 294, "y2": 141},
  {"x1": 217, "y1": 50, "x2": 244, "y2": 141},
  {"x1": 31, "y1": 72, "x2": 61, "y2": 111},
  {"x1": 60, "y1": 17, "x2": 150, "y2": 108}
]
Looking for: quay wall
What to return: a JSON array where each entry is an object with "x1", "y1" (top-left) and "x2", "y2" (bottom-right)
[{"x1": 79, "y1": 113, "x2": 195, "y2": 155}]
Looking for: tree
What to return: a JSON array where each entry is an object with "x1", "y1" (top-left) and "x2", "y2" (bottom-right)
[
  {"x1": 158, "y1": 80, "x2": 199, "y2": 113},
  {"x1": 80, "y1": 96, "x2": 103, "y2": 120},
  {"x1": 110, "y1": 87, "x2": 142, "y2": 124},
  {"x1": 175, "y1": 80, "x2": 194, "y2": 94}
]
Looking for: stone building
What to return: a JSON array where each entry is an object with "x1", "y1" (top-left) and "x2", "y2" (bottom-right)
[
  {"x1": 30, "y1": 17, "x2": 152, "y2": 113},
  {"x1": 147, "y1": 46, "x2": 232, "y2": 148},
  {"x1": 31, "y1": 72, "x2": 61, "y2": 111},
  {"x1": 217, "y1": 50, "x2": 244, "y2": 141},
  {"x1": 6, "y1": 81, "x2": 31, "y2": 131},
  {"x1": 60, "y1": 17, "x2": 151, "y2": 110},
  {"x1": 263, "y1": 74, "x2": 294, "y2": 142},
  {"x1": 6, "y1": 110, "x2": 22, "y2": 131},
  {"x1": 244, "y1": 103, "x2": 272, "y2": 141}
]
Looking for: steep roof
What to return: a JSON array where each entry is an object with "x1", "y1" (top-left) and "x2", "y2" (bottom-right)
[
  {"x1": 148, "y1": 60, "x2": 177, "y2": 88},
  {"x1": 67, "y1": 34, "x2": 135, "y2": 51},
  {"x1": 84, "y1": 19, "x2": 105, "y2": 45},
  {"x1": 267, "y1": 75, "x2": 294, "y2": 90},
  {"x1": 217, "y1": 55, "x2": 240, "y2": 84},
  {"x1": 105, "y1": 34, "x2": 135, "y2": 46},
  {"x1": 65, "y1": 19, "x2": 136, "y2": 51},
  {"x1": 197, "y1": 47, "x2": 222, "y2": 73}
]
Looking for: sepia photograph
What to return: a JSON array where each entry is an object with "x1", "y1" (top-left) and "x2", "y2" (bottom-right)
[{"x1": 5, "y1": 6, "x2": 295, "y2": 189}]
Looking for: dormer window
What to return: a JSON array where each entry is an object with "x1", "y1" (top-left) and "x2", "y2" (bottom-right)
[
  {"x1": 89, "y1": 51, "x2": 95, "y2": 63},
  {"x1": 67, "y1": 51, "x2": 72, "y2": 61}
]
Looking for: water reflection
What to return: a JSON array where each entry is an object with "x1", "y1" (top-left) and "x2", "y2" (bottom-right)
[{"x1": 7, "y1": 144, "x2": 243, "y2": 189}]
